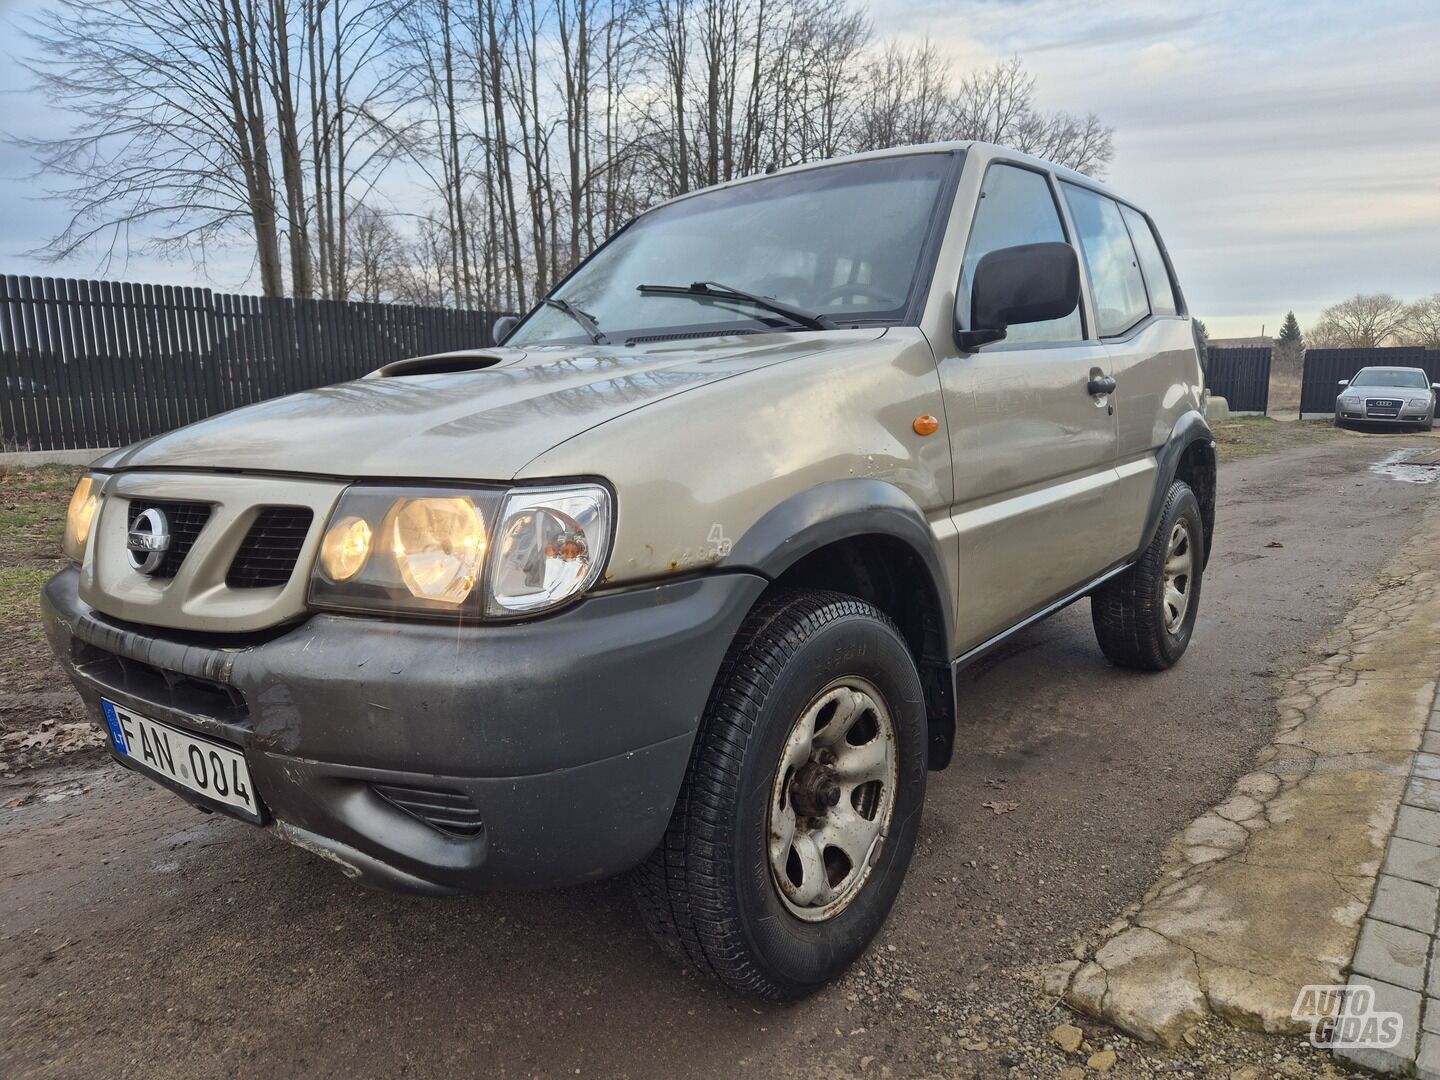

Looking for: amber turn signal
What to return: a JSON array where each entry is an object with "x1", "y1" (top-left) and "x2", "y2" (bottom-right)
[{"x1": 912, "y1": 414, "x2": 939, "y2": 436}]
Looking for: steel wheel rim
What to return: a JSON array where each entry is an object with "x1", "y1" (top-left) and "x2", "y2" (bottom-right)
[
  {"x1": 767, "y1": 676, "x2": 898, "y2": 923},
  {"x1": 1162, "y1": 521, "x2": 1194, "y2": 634}
]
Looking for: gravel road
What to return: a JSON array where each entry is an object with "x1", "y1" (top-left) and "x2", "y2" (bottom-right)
[{"x1": 2, "y1": 439, "x2": 1435, "y2": 1080}]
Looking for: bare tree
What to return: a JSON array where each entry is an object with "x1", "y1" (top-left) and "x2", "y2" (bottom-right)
[
  {"x1": 344, "y1": 203, "x2": 401, "y2": 300},
  {"x1": 20, "y1": 0, "x2": 287, "y2": 292},
  {"x1": 1400, "y1": 294, "x2": 1440, "y2": 349},
  {"x1": 1309, "y1": 294, "x2": 1409, "y2": 349},
  {"x1": 21, "y1": 0, "x2": 1119, "y2": 307},
  {"x1": 950, "y1": 57, "x2": 1113, "y2": 175}
]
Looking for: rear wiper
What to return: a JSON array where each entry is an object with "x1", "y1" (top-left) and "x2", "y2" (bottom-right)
[
  {"x1": 636, "y1": 280, "x2": 833, "y2": 331},
  {"x1": 542, "y1": 297, "x2": 609, "y2": 344}
]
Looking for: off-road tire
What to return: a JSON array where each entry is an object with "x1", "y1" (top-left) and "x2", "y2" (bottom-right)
[
  {"x1": 1091, "y1": 480, "x2": 1204, "y2": 671},
  {"x1": 632, "y1": 589, "x2": 927, "y2": 1000}
]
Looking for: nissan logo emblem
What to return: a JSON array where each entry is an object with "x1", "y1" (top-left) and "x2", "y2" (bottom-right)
[{"x1": 126, "y1": 507, "x2": 172, "y2": 574}]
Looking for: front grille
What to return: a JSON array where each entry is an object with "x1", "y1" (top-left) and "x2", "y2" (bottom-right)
[
  {"x1": 127, "y1": 500, "x2": 212, "y2": 578},
  {"x1": 226, "y1": 507, "x2": 314, "y2": 589},
  {"x1": 372, "y1": 783, "x2": 485, "y2": 837},
  {"x1": 1367, "y1": 399, "x2": 1402, "y2": 418}
]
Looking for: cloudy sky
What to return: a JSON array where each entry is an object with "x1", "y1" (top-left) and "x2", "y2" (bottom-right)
[{"x1": 1, "y1": 0, "x2": 1436, "y2": 337}]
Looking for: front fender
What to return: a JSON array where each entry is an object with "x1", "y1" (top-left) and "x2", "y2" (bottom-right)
[{"x1": 723, "y1": 478, "x2": 954, "y2": 654}]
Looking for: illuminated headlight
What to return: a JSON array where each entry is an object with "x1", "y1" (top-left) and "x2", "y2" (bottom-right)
[
  {"x1": 63, "y1": 475, "x2": 101, "y2": 563},
  {"x1": 486, "y1": 485, "x2": 611, "y2": 617},
  {"x1": 309, "y1": 483, "x2": 610, "y2": 619}
]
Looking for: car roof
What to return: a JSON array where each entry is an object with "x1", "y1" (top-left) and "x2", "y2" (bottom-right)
[{"x1": 644, "y1": 141, "x2": 1133, "y2": 216}]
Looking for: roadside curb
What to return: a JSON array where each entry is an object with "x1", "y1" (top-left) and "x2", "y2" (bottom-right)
[
  {"x1": 1337, "y1": 685, "x2": 1440, "y2": 1077},
  {"x1": 1046, "y1": 501, "x2": 1440, "y2": 1047}
]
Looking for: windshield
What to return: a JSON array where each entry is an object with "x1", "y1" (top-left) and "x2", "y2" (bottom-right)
[
  {"x1": 1351, "y1": 368, "x2": 1429, "y2": 388},
  {"x1": 508, "y1": 153, "x2": 956, "y2": 346}
]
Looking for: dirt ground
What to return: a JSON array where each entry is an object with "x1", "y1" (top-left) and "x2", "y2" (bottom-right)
[
  {"x1": 1, "y1": 437, "x2": 1437, "y2": 1079},
  {"x1": 0, "y1": 465, "x2": 100, "y2": 776}
]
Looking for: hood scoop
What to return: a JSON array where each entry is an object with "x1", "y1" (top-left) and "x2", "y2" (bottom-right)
[{"x1": 376, "y1": 353, "x2": 505, "y2": 377}]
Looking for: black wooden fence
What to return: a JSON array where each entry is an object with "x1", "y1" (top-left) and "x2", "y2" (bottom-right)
[
  {"x1": 0, "y1": 274, "x2": 501, "y2": 451},
  {"x1": 1205, "y1": 346, "x2": 1271, "y2": 414},
  {"x1": 1300, "y1": 347, "x2": 1440, "y2": 416}
]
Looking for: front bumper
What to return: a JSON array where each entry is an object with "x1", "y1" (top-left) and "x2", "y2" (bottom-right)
[
  {"x1": 1336, "y1": 403, "x2": 1435, "y2": 425},
  {"x1": 42, "y1": 566, "x2": 767, "y2": 894}
]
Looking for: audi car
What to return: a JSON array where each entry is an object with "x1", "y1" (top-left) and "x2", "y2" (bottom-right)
[{"x1": 1335, "y1": 366, "x2": 1439, "y2": 430}]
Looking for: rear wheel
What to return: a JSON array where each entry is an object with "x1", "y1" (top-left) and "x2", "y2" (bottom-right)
[
  {"x1": 1091, "y1": 481, "x2": 1203, "y2": 670},
  {"x1": 632, "y1": 589, "x2": 927, "y2": 1000}
]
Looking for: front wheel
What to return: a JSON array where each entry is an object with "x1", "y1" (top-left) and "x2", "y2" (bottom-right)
[
  {"x1": 1091, "y1": 481, "x2": 1204, "y2": 670},
  {"x1": 632, "y1": 590, "x2": 928, "y2": 1000}
]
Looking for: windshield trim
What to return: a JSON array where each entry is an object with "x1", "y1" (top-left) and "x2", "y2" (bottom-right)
[{"x1": 508, "y1": 149, "x2": 966, "y2": 347}]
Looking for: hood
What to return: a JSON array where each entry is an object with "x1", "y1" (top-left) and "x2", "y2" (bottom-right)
[
  {"x1": 102, "y1": 329, "x2": 884, "y2": 480},
  {"x1": 1341, "y1": 383, "x2": 1434, "y2": 398}
]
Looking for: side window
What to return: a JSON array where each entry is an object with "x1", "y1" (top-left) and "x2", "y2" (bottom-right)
[
  {"x1": 1120, "y1": 205, "x2": 1177, "y2": 316},
  {"x1": 1061, "y1": 183, "x2": 1150, "y2": 336},
  {"x1": 962, "y1": 164, "x2": 1082, "y2": 344}
]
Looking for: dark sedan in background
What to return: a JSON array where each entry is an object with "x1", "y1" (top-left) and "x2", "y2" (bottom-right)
[{"x1": 1335, "y1": 366, "x2": 1439, "y2": 430}]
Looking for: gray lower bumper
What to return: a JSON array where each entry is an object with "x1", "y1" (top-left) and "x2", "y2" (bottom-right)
[
  {"x1": 1337, "y1": 408, "x2": 1434, "y2": 425},
  {"x1": 42, "y1": 567, "x2": 768, "y2": 893}
]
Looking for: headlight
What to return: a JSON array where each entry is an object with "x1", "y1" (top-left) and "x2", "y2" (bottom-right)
[
  {"x1": 309, "y1": 483, "x2": 610, "y2": 619},
  {"x1": 486, "y1": 485, "x2": 611, "y2": 617},
  {"x1": 1341, "y1": 395, "x2": 1361, "y2": 405},
  {"x1": 391, "y1": 496, "x2": 487, "y2": 603},
  {"x1": 63, "y1": 476, "x2": 101, "y2": 563},
  {"x1": 1409, "y1": 397, "x2": 1430, "y2": 408},
  {"x1": 319, "y1": 516, "x2": 372, "y2": 582}
]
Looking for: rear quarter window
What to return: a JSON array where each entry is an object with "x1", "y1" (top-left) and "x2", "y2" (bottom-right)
[
  {"x1": 1061, "y1": 183, "x2": 1149, "y2": 337},
  {"x1": 1119, "y1": 205, "x2": 1178, "y2": 316}
]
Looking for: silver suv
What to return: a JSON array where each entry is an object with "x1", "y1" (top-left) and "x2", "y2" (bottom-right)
[{"x1": 43, "y1": 142, "x2": 1214, "y2": 999}]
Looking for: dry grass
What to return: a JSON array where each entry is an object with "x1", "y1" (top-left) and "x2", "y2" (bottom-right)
[
  {"x1": 1267, "y1": 373, "x2": 1303, "y2": 419},
  {"x1": 0, "y1": 465, "x2": 94, "y2": 770},
  {"x1": 1211, "y1": 416, "x2": 1345, "y2": 460}
]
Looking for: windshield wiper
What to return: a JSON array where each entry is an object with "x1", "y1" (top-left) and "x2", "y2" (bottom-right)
[
  {"x1": 636, "y1": 280, "x2": 833, "y2": 331},
  {"x1": 542, "y1": 297, "x2": 608, "y2": 344}
]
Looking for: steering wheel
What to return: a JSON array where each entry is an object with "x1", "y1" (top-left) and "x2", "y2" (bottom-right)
[{"x1": 816, "y1": 283, "x2": 903, "y2": 310}]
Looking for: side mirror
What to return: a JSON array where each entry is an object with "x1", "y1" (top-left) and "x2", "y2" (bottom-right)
[
  {"x1": 1432, "y1": 383, "x2": 1440, "y2": 392},
  {"x1": 955, "y1": 242, "x2": 1080, "y2": 351},
  {"x1": 492, "y1": 314, "x2": 519, "y2": 345},
  {"x1": 1338, "y1": 379, "x2": 1349, "y2": 387}
]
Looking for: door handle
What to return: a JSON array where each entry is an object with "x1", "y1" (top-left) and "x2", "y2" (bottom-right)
[{"x1": 1087, "y1": 375, "x2": 1117, "y2": 396}]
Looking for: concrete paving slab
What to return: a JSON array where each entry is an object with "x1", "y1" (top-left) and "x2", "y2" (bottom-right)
[
  {"x1": 1408, "y1": 778, "x2": 1440, "y2": 813},
  {"x1": 1370, "y1": 874, "x2": 1440, "y2": 934},
  {"x1": 1353, "y1": 918, "x2": 1431, "y2": 990},
  {"x1": 1384, "y1": 836, "x2": 1440, "y2": 886},
  {"x1": 1397, "y1": 805, "x2": 1440, "y2": 846},
  {"x1": 1335, "y1": 975, "x2": 1421, "y2": 1075}
]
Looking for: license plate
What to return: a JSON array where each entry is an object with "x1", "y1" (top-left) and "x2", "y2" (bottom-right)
[{"x1": 101, "y1": 700, "x2": 261, "y2": 821}]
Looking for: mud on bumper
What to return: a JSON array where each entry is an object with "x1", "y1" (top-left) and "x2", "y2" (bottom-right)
[{"x1": 41, "y1": 567, "x2": 766, "y2": 894}]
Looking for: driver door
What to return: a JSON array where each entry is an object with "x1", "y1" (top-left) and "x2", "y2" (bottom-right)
[{"x1": 937, "y1": 161, "x2": 1122, "y2": 653}]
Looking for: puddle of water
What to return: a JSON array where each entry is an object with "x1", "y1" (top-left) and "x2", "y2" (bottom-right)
[{"x1": 1371, "y1": 447, "x2": 1440, "y2": 484}]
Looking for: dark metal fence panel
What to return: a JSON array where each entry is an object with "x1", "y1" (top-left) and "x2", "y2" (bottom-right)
[
  {"x1": 1300, "y1": 348, "x2": 1440, "y2": 416},
  {"x1": 1205, "y1": 346, "x2": 1272, "y2": 414},
  {"x1": 0, "y1": 274, "x2": 499, "y2": 451}
]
